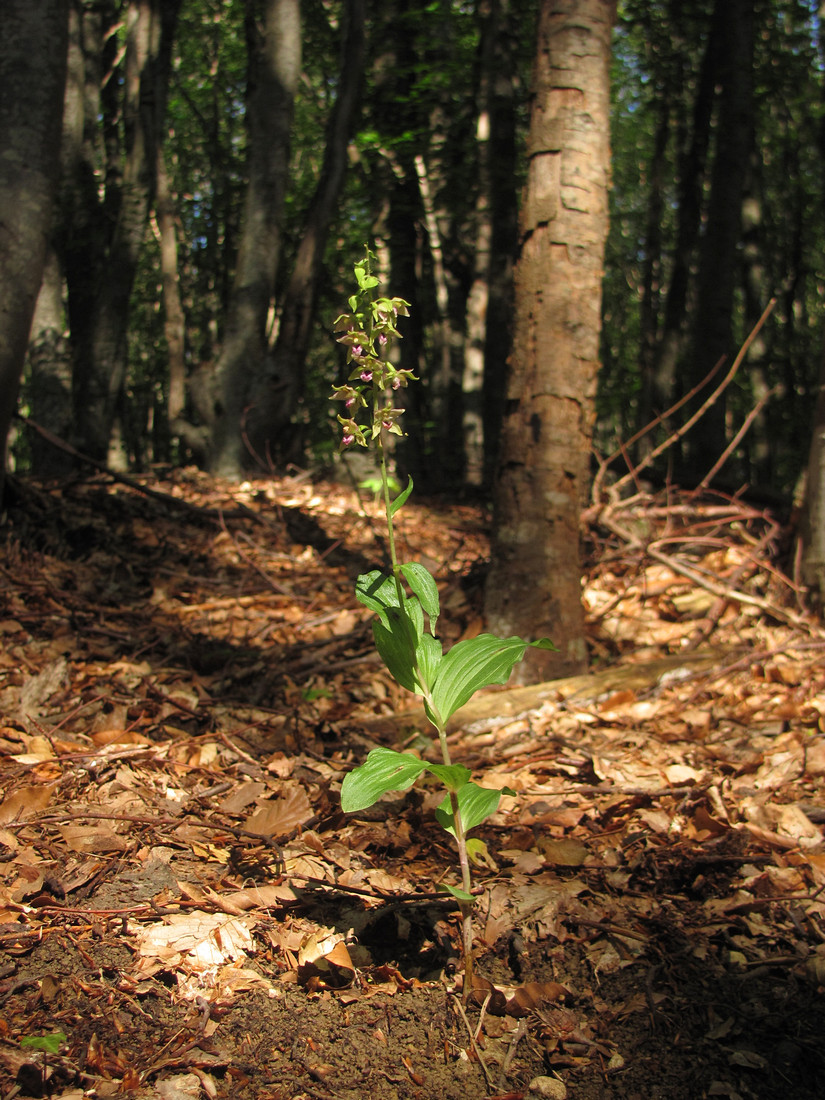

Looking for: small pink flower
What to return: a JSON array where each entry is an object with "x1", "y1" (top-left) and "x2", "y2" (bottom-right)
[
  {"x1": 360, "y1": 370, "x2": 373, "y2": 382},
  {"x1": 345, "y1": 396, "x2": 356, "y2": 408},
  {"x1": 342, "y1": 433, "x2": 354, "y2": 447},
  {"x1": 379, "y1": 333, "x2": 388, "y2": 346},
  {"x1": 392, "y1": 377, "x2": 401, "y2": 390},
  {"x1": 352, "y1": 345, "x2": 363, "y2": 357}
]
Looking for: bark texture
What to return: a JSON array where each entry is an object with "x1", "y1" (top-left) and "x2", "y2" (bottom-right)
[
  {"x1": 0, "y1": 0, "x2": 68, "y2": 503},
  {"x1": 245, "y1": 0, "x2": 366, "y2": 467},
  {"x1": 799, "y1": 347, "x2": 825, "y2": 608},
  {"x1": 208, "y1": 0, "x2": 300, "y2": 477},
  {"x1": 485, "y1": 0, "x2": 615, "y2": 682},
  {"x1": 65, "y1": 0, "x2": 181, "y2": 463},
  {"x1": 681, "y1": 0, "x2": 754, "y2": 481}
]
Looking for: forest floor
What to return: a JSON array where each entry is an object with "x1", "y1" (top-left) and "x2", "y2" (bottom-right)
[{"x1": 0, "y1": 468, "x2": 824, "y2": 1100}]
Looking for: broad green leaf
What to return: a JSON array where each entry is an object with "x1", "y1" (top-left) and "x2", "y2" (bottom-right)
[
  {"x1": 400, "y1": 561, "x2": 440, "y2": 628},
  {"x1": 340, "y1": 748, "x2": 428, "y2": 812},
  {"x1": 435, "y1": 781, "x2": 506, "y2": 836},
  {"x1": 373, "y1": 605, "x2": 421, "y2": 694},
  {"x1": 427, "y1": 762, "x2": 471, "y2": 791},
  {"x1": 389, "y1": 475, "x2": 414, "y2": 517},
  {"x1": 430, "y1": 634, "x2": 556, "y2": 723}
]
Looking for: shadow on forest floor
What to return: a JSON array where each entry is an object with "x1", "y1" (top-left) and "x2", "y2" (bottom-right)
[{"x1": 0, "y1": 470, "x2": 823, "y2": 1099}]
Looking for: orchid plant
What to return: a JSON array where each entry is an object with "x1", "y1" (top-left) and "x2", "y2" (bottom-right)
[{"x1": 332, "y1": 249, "x2": 554, "y2": 992}]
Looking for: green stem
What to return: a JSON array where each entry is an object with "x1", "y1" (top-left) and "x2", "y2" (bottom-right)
[
  {"x1": 377, "y1": 430, "x2": 406, "y2": 610},
  {"x1": 448, "y1": 786, "x2": 474, "y2": 996}
]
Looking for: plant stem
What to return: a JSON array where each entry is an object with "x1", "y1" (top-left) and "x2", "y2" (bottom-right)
[{"x1": 448, "y1": 786, "x2": 474, "y2": 996}]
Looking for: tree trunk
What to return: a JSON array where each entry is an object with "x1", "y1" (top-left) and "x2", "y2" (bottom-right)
[
  {"x1": 0, "y1": 0, "x2": 68, "y2": 505},
  {"x1": 680, "y1": 0, "x2": 754, "y2": 482},
  {"x1": 65, "y1": 0, "x2": 181, "y2": 464},
  {"x1": 27, "y1": 247, "x2": 73, "y2": 475},
  {"x1": 485, "y1": 0, "x2": 615, "y2": 683},
  {"x1": 799, "y1": 345, "x2": 825, "y2": 608},
  {"x1": 245, "y1": 0, "x2": 365, "y2": 468},
  {"x1": 481, "y1": 2, "x2": 520, "y2": 488},
  {"x1": 208, "y1": 0, "x2": 301, "y2": 478},
  {"x1": 155, "y1": 149, "x2": 186, "y2": 434},
  {"x1": 649, "y1": 1, "x2": 719, "y2": 422}
]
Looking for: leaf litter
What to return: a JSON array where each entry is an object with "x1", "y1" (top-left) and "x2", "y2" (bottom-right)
[{"x1": 0, "y1": 472, "x2": 823, "y2": 1099}]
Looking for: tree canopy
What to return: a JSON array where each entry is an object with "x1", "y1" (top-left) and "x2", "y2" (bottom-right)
[{"x1": 5, "y1": 0, "x2": 823, "y2": 508}]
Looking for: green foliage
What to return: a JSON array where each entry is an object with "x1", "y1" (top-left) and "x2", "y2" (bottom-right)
[{"x1": 20, "y1": 1032, "x2": 66, "y2": 1054}]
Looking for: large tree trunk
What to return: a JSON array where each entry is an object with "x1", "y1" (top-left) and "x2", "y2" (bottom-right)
[
  {"x1": 208, "y1": 0, "x2": 301, "y2": 478},
  {"x1": 0, "y1": 0, "x2": 68, "y2": 505},
  {"x1": 485, "y1": 0, "x2": 615, "y2": 683}
]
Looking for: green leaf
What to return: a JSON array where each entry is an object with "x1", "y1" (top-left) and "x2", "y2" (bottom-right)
[
  {"x1": 429, "y1": 634, "x2": 556, "y2": 724},
  {"x1": 340, "y1": 748, "x2": 428, "y2": 812},
  {"x1": 415, "y1": 631, "x2": 442, "y2": 695},
  {"x1": 400, "y1": 561, "x2": 440, "y2": 629},
  {"x1": 441, "y1": 883, "x2": 474, "y2": 902},
  {"x1": 355, "y1": 570, "x2": 400, "y2": 628},
  {"x1": 389, "y1": 475, "x2": 414, "y2": 517},
  {"x1": 466, "y1": 837, "x2": 497, "y2": 869},
  {"x1": 427, "y1": 762, "x2": 471, "y2": 791},
  {"x1": 20, "y1": 1032, "x2": 66, "y2": 1054},
  {"x1": 435, "y1": 781, "x2": 505, "y2": 836},
  {"x1": 373, "y1": 605, "x2": 421, "y2": 694}
]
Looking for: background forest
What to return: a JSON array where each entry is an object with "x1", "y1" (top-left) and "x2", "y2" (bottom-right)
[{"x1": 9, "y1": 0, "x2": 825, "y2": 507}]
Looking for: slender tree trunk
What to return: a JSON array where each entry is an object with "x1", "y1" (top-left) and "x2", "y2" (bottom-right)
[
  {"x1": 680, "y1": 0, "x2": 754, "y2": 482},
  {"x1": 67, "y1": 0, "x2": 181, "y2": 463},
  {"x1": 799, "y1": 346, "x2": 825, "y2": 608},
  {"x1": 463, "y1": 0, "x2": 497, "y2": 488},
  {"x1": 482, "y1": 2, "x2": 519, "y2": 488},
  {"x1": 155, "y1": 149, "x2": 186, "y2": 429},
  {"x1": 245, "y1": 0, "x2": 365, "y2": 467},
  {"x1": 649, "y1": 2, "x2": 719, "y2": 419},
  {"x1": 208, "y1": 0, "x2": 301, "y2": 478},
  {"x1": 27, "y1": 247, "x2": 73, "y2": 475},
  {"x1": 0, "y1": 0, "x2": 68, "y2": 504},
  {"x1": 485, "y1": 0, "x2": 615, "y2": 683}
]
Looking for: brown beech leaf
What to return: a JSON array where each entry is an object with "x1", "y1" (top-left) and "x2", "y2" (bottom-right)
[
  {"x1": 468, "y1": 975, "x2": 507, "y2": 1015},
  {"x1": 536, "y1": 837, "x2": 588, "y2": 867},
  {"x1": 244, "y1": 784, "x2": 313, "y2": 838},
  {"x1": 0, "y1": 783, "x2": 56, "y2": 825},
  {"x1": 506, "y1": 981, "x2": 572, "y2": 1018}
]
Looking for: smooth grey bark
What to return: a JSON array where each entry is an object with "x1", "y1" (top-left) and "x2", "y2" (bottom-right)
[
  {"x1": 208, "y1": 0, "x2": 301, "y2": 478},
  {"x1": 0, "y1": 0, "x2": 69, "y2": 504}
]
